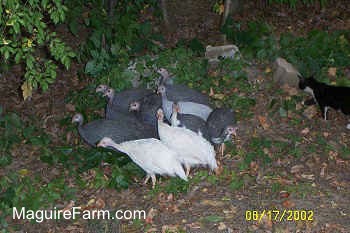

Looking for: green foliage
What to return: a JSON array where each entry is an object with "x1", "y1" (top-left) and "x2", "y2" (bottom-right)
[
  {"x1": 245, "y1": 137, "x2": 273, "y2": 165},
  {"x1": 223, "y1": 19, "x2": 350, "y2": 85},
  {"x1": 222, "y1": 20, "x2": 278, "y2": 61},
  {"x1": 229, "y1": 171, "x2": 244, "y2": 191},
  {"x1": 279, "y1": 30, "x2": 350, "y2": 83},
  {"x1": 67, "y1": 0, "x2": 161, "y2": 86},
  {"x1": 0, "y1": 112, "x2": 23, "y2": 167},
  {"x1": 0, "y1": 0, "x2": 75, "y2": 91},
  {"x1": 0, "y1": 173, "x2": 75, "y2": 229}
]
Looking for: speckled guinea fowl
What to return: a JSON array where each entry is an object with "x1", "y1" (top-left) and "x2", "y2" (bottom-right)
[
  {"x1": 98, "y1": 137, "x2": 187, "y2": 189},
  {"x1": 157, "y1": 109, "x2": 217, "y2": 176},
  {"x1": 157, "y1": 68, "x2": 211, "y2": 106},
  {"x1": 129, "y1": 93, "x2": 162, "y2": 127},
  {"x1": 158, "y1": 85, "x2": 213, "y2": 122},
  {"x1": 71, "y1": 113, "x2": 156, "y2": 147},
  {"x1": 170, "y1": 103, "x2": 209, "y2": 141},
  {"x1": 206, "y1": 108, "x2": 237, "y2": 143},
  {"x1": 206, "y1": 108, "x2": 238, "y2": 155},
  {"x1": 104, "y1": 87, "x2": 153, "y2": 120}
]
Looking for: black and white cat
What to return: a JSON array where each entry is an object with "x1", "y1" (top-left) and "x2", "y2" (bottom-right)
[{"x1": 298, "y1": 75, "x2": 350, "y2": 128}]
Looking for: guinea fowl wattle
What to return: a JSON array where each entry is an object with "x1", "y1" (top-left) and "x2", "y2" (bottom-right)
[{"x1": 98, "y1": 137, "x2": 187, "y2": 189}]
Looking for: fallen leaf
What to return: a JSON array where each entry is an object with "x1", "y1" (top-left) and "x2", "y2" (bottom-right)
[
  {"x1": 162, "y1": 225, "x2": 180, "y2": 233},
  {"x1": 265, "y1": 67, "x2": 272, "y2": 73},
  {"x1": 301, "y1": 127, "x2": 310, "y2": 135},
  {"x1": 279, "y1": 191, "x2": 290, "y2": 199},
  {"x1": 282, "y1": 200, "x2": 295, "y2": 208},
  {"x1": 328, "y1": 67, "x2": 337, "y2": 77},
  {"x1": 95, "y1": 198, "x2": 105, "y2": 209},
  {"x1": 301, "y1": 174, "x2": 315, "y2": 180},
  {"x1": 18, "y1": 169, "x2": 29, "y2": 176},
  {"x1": 21, "y1": 81, "x2": 33, "y2": 100},
  {"x1": 65, "y1": 103, "x2": 76, "y2": 112},
  {"x1": 258, "y1": 116, "x2": 270, "y2": 129},
  {"x1": 212, "y1": 93, "x2": 225, "y2": 100},
  {"x1": 218, "y1": 222, "x2": 227, "y2": 231},
  {"x1": 200, "y1": 199, "x2": 225, "y2": 207},
  {"x1": 218, "y1": 4, "x2": 225, "y2": 15},
  {"x1": 320, "y1": 163, "x2": 327, "y2": 177},
  {"x1": 145, "y1": 208, "x2": 157, "y2": 224},
  {"x1": 291, "y1": 164, "x2": 304, "y2": 174},
  {"x1": 61, "y1": 200, "x2": 75, "y2": 212}
]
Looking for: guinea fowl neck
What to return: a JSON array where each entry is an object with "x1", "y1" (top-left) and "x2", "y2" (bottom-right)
[
  {"x1": 107, "y1": 140, "x2": 125, "y2": 153},
  {"x1": 170, "y1": 110, "x2": 179, "y2": 126}
]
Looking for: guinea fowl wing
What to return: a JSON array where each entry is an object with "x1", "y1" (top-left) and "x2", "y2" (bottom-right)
[
  {"x1": 111, "y1": 88, "x2": 153, "y2": 112},
  {"x1": 166, "y1": 84, "x2": 210, "y2": 105}
]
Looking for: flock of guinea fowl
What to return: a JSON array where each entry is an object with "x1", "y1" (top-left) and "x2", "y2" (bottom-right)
[{"x1": 72, "y1": 68, "x2": 237, "y2": 188}]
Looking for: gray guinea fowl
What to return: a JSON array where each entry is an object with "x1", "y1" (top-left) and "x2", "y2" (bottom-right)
[
  {"x1": 206, "y1": 108, "x2": 238, "y2": 155},
  {"x1": 71, "y1": 113, "x2": 156, "y2": 147},
  {"x1": 158, "y1": 85, "x2": 213, "y2": 122},
  {"x1": 157, "y1": 68, "x2": 211, "y2": 106},
  {"x1": 129, "y1": 93, "x2": 162, "y2": 128},
  {"x1": 103, "y1": 87, "x2": 153, "y2": 120},
  {"x1": 170, "y1": 103, "x2": 209, "y2": 141}
]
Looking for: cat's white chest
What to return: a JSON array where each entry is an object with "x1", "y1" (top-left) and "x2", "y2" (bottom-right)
[
  {"x1": 304, "y1": 87, "x2": 315, "y2": 98},
  {"x1": 304, "y1": 87, "x2": 318, "y2": 104}
]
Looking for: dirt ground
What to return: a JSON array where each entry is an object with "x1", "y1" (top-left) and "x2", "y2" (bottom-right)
[{"x1": 1, "y1": 1, "x2": 349, "y2": 232}]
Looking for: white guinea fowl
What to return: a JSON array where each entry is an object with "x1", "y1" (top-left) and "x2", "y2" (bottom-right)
[
  {"x1": 97, "y1": 137, "x2": 187, "y2": 189},
  {"x1": 157, "y1": 109, "x2": 217, "y2": 176}
]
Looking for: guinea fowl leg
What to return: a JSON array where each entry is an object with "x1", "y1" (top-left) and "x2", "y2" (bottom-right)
[
  {"x1": 221, "y1": 143, "x2": 226, "y2": 157},
  {"x1": 185, "y1": 165, "x2": 191, "y2": 177},
  {"x1": 143, "y1": 175, "x2": 150, "y2": 185},
  {"x1": 151, "y1": 175, "x2": 157, "y2": 189}
]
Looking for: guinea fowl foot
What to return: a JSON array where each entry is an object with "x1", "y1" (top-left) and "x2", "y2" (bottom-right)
[{"x1": 185, "y1": 165, "x2": 191, "y2": 177}]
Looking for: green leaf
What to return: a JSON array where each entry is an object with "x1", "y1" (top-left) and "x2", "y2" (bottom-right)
[{"x1": 203, "y1": 215, "x2": 224, "y2": 223}]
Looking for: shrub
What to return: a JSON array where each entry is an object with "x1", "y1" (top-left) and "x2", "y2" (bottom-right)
[{"x1": 0, "y1": 0, "x2": 76, "y2": 99}]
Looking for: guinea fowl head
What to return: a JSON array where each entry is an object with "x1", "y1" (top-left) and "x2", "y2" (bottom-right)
[
  {"x1": 225, "y1": 125, "x2": 238, "y2": 137},
  {"x1": 103, "y1": 88, "x2": 115, "y2": 100},
  {"x1": 172, "y1": 102, "x2": 180, "y2": 113},
  {"x1": 96, "y1": 84, "x2": 108, "y2": 94},
  {"x1": 129, "y1": 101, "x2": 140, "y2": 111},
  {"x1": 157, "y1": 85, "x2": 166, "y2": 95},
  {"x1": 156, "y1": 109, "x2": 164, "y2": 121},
  {"x1": 71, "y1": 113, "x2": 83, "y2": 125},
  {"x1": 97, "y1": 137, "x2": 114, "y2": 148},
  {"x1": 157, "y1": 68, "x2": 170, "y2": 78}
]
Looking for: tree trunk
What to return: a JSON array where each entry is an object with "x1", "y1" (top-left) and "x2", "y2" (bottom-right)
[{"x1": 159, "y1": 0, "x2": 171, "y2": 31}]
